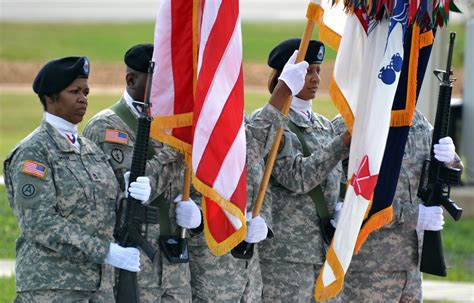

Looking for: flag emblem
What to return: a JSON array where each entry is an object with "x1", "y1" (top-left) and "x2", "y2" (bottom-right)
[
  {"x1": 350, "y1": 155, "x2": 378, "y2": 200},
  {"x1": 104, "y1": 129, "x2": 129, "y2": 144},
  {"x1": 21, "y1": 160, "x2": 47, "y2": 179}
]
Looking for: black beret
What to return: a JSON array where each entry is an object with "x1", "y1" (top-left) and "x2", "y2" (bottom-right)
[
  {"x1": 268, "y1": 38, "x2": 325, "y2": 70},
  {"x1": 124, "y1": 43, "x2": 154, "y2": 73},
  {"x1": 33, "y1": 56, "x2": 90, "y2": 95}
]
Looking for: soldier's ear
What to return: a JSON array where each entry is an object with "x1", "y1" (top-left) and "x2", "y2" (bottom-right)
[{"x1": 126, "y1": 72, "x2": 136, "y2": 88}]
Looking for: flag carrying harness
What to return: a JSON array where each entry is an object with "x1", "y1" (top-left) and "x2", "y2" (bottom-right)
[{"x1": 287, "y1": 120, "x2": 335, "y2": 245}]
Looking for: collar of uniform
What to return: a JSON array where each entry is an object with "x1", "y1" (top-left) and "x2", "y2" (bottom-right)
[
  {"x1": 123, "y1": 90, "x2": 142, "y2": 118},
  {"x1": 44, "y1": 112, "x2": 78, "y2": 134},
  {"x1": 42, "y1": 119, "x2": 80, "y2": 153},
  {"x1": 290, "y1": 96, "x2": 313, "y2": 121},
  {"x1": 289, "y1": 107, "x2": 313, "y2": 128}
]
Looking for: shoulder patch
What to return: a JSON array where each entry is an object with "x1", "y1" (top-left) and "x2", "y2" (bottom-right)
[
  {"x1": 104, "y1": 129, "x2": 129, "y2": 145},
  {"x1": 21, "y1": 160, "x2": 47, "y2": 179}
]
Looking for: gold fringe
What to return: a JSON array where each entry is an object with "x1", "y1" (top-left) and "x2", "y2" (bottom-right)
[
  {"x1": 306, "y1": 2, "x2": 324, "y2": 23},
  {"x1": 150, "y1": 128, "x2": 192, "y2": 155},
  {"x1": 315, "y1": 244, "x2": 345, "y2": 301},
  {"x1": 152, "y1": 113, "x2": 193, "y2": 129},
  {"x1": 320, "y1": 22, "x2": 342, "y2": 51},
  {"x1": 192, "y1": 173, "x2": 247, "y2": 256},
  {"x1": 329, "y1": 75, "x2": 354, "y2": 133},
  {"x1": 390, "y1": 24, "x2": 421, "y2": 127},
  {"x1": 419, "y1": 30, "x2": 434, "y2": 49},
  {"x1": 354, "y1": 205, "x2": 393, "y2": 254}
]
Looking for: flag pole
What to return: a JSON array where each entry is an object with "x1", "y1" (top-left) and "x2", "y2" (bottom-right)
[
  {"x1": 252, "y1": 2, "x2": 320, "y2": 217},
  {"x1": 179, "y1": 0, "x2": 200, "y2": 254}
]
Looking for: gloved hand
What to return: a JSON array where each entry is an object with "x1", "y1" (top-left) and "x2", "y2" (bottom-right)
[
  {"x1": 434, "y1": 136, "x2": 456, "y2": 164},
  {"x1": 330, "y1": 202, "x2": 344, "y2": 228},
  {"x1": 416, "y1": 204, "x2": 445, "y2": 231},
  {"x1": 174, "y1": 195, "x2": 202, "y2": 229},
  {"x1": 245, "y1": 212, "x2": 268, "y2": 243},
  {"x1": 278, "y1": 50, "x2": 309, "y2": 96},
  {"x1": 104, "y1": 243, "x2": 140, "y2": 272},
  {"x1": 123, "y1": 172, "x2": 151, "y2": 205}
]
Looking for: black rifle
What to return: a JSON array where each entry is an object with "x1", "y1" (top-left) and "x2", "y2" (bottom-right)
[
  {"x1": 116, "y1": 61, "x2": 159, "y2": 303},
  {"x1": 417, "y1": 32, "x2": 462, "y2": 277}
]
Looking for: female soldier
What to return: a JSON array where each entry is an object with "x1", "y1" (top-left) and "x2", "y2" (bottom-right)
[
  {"x1": 3, "y1": 56, "x2": 151, "y2": 302},
  {"x1": 257, "y1": 38, "x2": 351, "y2": 302}
]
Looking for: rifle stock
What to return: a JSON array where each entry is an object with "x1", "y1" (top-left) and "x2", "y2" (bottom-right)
[
  {"x1": 116, "y1": 61, "x2": 157, "y2": 303},
  {"x1": 417, "y1": 32, "x2": 462, "y2": 277}
]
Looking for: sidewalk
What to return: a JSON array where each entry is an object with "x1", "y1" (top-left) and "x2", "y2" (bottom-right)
[{"x1": 1, "y1": 259, "x2": 472, "y2": 301}]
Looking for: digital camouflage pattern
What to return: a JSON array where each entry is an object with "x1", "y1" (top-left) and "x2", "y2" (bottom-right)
[
  {"x1": 188, "y1": 104, "x2": 288, "y2": 302},
  {"x1": 340, "y1": 268, "x2": 422, "y2": 302},
  {"x1": 260, "y1": 260, "x2": 318, "y2": 303},
  {"x1": 14, "y1": 288, "x2": 114, "y2": 303},
  {"x1": 3, "y1": 120, "x2": 118, "y2": 295},
  {"x1": 257, "y1": 106, "x2": 348, "y2": 301},
  {"x1": 332, "y1": 110, "x2": 432, "y2": 301},
  {"x1": 83, "y1": 97, "x2": 191, "y2": 301}
]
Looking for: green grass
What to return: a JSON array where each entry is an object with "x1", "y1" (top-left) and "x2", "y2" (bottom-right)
[
  {"x1": 0, "y1": 21, "x2": 466, "y2": 67},
  {"x1": 0, "y1": 21, "x2": 334, "y2": 64},
  {"x1": 0, "y1": 91, "x2": 336, "y2": 162},
  {"x1": 0, "y1": 186, "x2": 18, "y2": 258},
  {"x1": 0, "y1": 93, "x2": 120, "y2": 162},
  {"x1": 0, "y1": 276, "x2": 15, "y2": 303},
  {"x1": 424, "y1": 217, "x2": 474, "y2": 282}
]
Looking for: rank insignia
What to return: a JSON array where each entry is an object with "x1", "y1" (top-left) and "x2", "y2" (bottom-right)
[{"x1": 21, "y1": 160, "x2": 47, "y2": 179}]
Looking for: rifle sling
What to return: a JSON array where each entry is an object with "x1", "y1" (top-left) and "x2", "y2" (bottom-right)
[
  {"x1": 110, "y1": 100, "x2": 172, "y2": 236},
  {"x1": 287, "y1": 121, "x2": 330, "y2": 220}
]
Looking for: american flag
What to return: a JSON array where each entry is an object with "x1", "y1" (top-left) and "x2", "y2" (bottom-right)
[
  {"x1": 192, "y1": 0, "x2": 247, "y2": 256},
  {"x1": 104, "y1": 129, "x2": 128, "y2": 145},
  {"x1": 149, "y1": 0, "x2": 194, "y2": 154},
  {"x1": 22, "y1": 160, "x2": 47, "y2": 178}
]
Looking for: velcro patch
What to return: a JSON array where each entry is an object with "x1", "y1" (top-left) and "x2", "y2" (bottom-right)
[
  {"x1": 21, "y1": 160, "x2": 47, "y2": 179},
  {"x1": 105, "y1": 129, "x2": 129, "y2": 145}
]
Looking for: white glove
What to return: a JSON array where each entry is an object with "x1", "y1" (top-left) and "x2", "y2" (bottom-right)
[
  {"x1": 174, "y1": 195, "x2": 202, "y2": 229},
  {"x1": 123, "y1": 172, "x2": 152, "y2": 204},
  {"x1": 104, "y1": 243, "x2": 140, "y2": 272},
  {"x1": 278, "y1": 50, "x2": 309, "y2": 96},
  {"x1": 245, "y1": 212, "x2": 268, "y2": 243},
  {"x1": 330, "y1": 202, "x2": 344, "y2": 228},
  {"x1": 434, "y1": 136, "x2": 456, "y2": 164},
  {"x1": 416, "y1": 205, "x2": 445, "y2": 231}
]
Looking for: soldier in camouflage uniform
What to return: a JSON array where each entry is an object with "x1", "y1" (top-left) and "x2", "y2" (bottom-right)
[
  {"x1": 188, "y1": 50, "x2": 314, "y2": 302},
  {"x1": 256, "y1": 39, "x2": 351, "y2": 302},
  {"x1": 332, "y1": 110, "x2": 463, "y2": 302},
  {"x1": 83, "y1": 44, "x2": 198, "y2": 303},
  {"x1": 4, "y1": 56, "x2": 149, "y2": 302}
]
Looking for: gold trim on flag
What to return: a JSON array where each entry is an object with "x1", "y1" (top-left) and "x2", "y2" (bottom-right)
[
  {"x1": 329, "y1": 75, "x2": 355, "y2": 133},
  {"x1": 306, "y1": 2, "x2": 324, "y2": 23},
  {"x1": 192, "y1": 174, "x2": 247, "y2": 256},
  {"x1": 315, "y1": 243, "x2": 345, "y2": 301}
]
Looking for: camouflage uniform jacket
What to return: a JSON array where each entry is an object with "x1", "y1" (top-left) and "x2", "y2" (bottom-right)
[
  {"x1": 333, "y1": 110, "x2": 432, "y2": 271},
  {"x1": 83, "y1": 97, "x2": 189, "y2": 289},
  {"x1": 3, "y1": 120, "x2": 118, "y2": 292},
  {"x1": 259, "y1": 107, "x2": 348, "y2": 265},
  {"x1": 189, "y1": 104, "x2": 288, "y2": 247}
]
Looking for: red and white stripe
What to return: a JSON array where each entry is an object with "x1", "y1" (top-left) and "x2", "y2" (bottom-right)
[
  {"x1": 150, "y1": 0, "x2": 194, "y2": 144},
  {"x1": 193, "y1": 0, "x2": 247, "y2": 248}
]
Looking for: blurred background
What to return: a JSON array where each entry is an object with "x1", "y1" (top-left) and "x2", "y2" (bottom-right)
[{"x1": 0, "y1": 1, "x2": 473, "y2": 302}]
